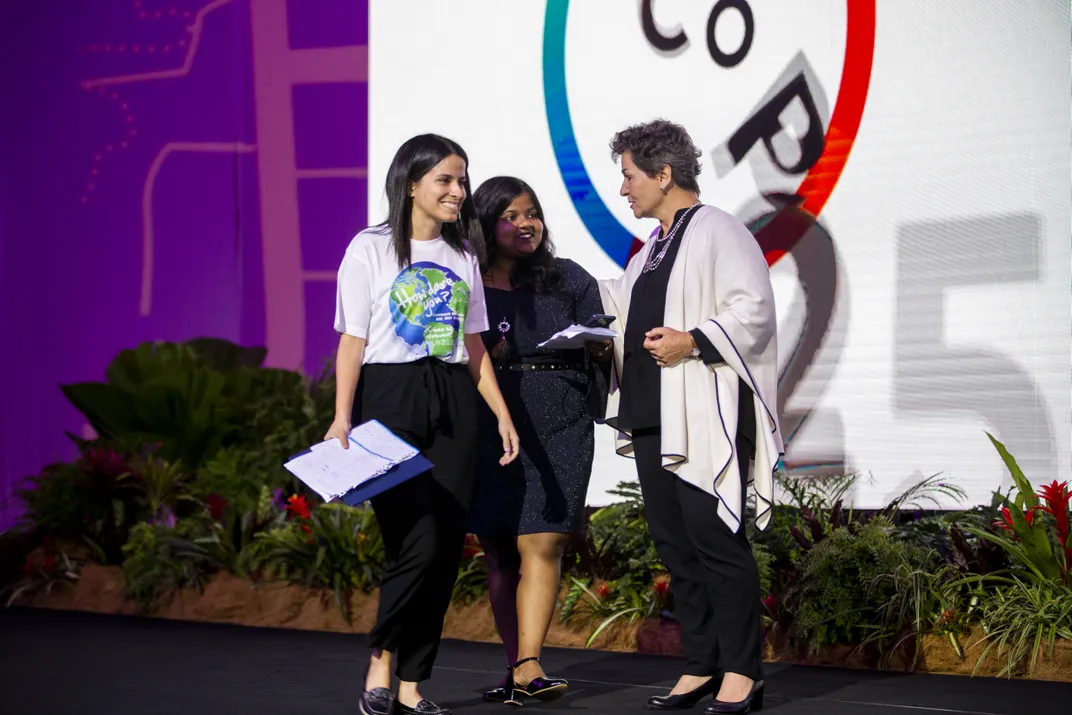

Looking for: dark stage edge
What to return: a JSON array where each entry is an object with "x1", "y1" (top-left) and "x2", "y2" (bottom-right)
[{"x1": 1, "y1": 608, "x2": 1068, "y2": 715}]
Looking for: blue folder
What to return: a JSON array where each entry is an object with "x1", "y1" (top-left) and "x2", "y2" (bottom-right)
[
  {"x1": 336, "y1": 452, "x2": 434, "y2": 506},
  {"x1": 286, "y1": 423, "x2": 434, "y2": 506}
]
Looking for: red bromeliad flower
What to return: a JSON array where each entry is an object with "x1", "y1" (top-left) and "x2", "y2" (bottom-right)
[
  {"x1": 22, "y1": 549, "x2": 58, "y2": 576},
  {"x1": 651, "y1": 579, "x2": 670, "y2": 600},
  {"x1": 1034, "y1": 481, "x2": 1071, "y2": 537},
  {"x1": 993, "y1": 506, "x2": 1034, "y2": 536},
  {"x1": 762, "y1": 595, "x2": 777, "y2": 612},
  {"x1": 84, "y1": 446, "x2": 128, "y2": 478},
  {"x1": 1034, "y1": 480, "x2": 1072, "y2": 579},
  {"x1": 596, "y1": 583, "x2": 612, "y2": 600},
  {"x1": 206, "y1": 494, "x2": 229, "y2": 522},
  {"x1": 461, "y1": 533, "x2": 483, "y2": 559},
  {"x1": 285, "y1": 494, "x2": 311, "y2": 521}
]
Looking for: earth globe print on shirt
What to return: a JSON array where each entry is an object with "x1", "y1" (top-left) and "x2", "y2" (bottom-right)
[{"x1": 388, "y1": 261, "x2": 470, "y2": 357}]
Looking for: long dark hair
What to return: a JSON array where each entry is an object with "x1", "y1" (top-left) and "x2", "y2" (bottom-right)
[
  {"x1": 474, "y1": 176, "x2": 561, "y2": 293},
  {"x1": 380, "y1": 133, "x2": 483, "y2": 268}
]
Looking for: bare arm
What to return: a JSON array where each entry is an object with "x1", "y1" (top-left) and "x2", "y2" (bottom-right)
[
  {"x1": 464, "y1": 333, "x2": 519, "y2": 465},
  {"x1": 324, "y1": 333, "x2": 366, "y2": 447}
]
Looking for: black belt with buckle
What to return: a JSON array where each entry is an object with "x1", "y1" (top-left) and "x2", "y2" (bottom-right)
[{"x1": 499, "y1": 361, "x2": 585, "y2": 372}]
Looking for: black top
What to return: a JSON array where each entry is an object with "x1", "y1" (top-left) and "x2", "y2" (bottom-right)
[
  {"x1": 479, "y1": 258, "x2": 601, "y2": 364},
  {"x1": 618, "y1": 205, "x2": 723, "y2": 431},
  {"x1": 479, "y1": 257, "x2": 611, "y2": 419}
]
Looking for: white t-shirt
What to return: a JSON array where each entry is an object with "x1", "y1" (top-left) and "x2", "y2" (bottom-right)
[{"x1": 334, "y1": 225, "x2": 489, "y2": 365}]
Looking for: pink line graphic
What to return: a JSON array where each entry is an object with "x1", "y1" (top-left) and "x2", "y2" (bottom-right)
[
  {"x1": 249, "y1": 0, "x2": 368, "y2": 370},
  {"x1": 295, "y1": 168, "x2": 369, "y2": 179},
  {"x1": 79, "y1": 0, "x2": 236, "y2": 204},
  {"x1": 82, "y1": 0, "x2": 369, "y2": 370},
  {"x1": 141, "y1": 141, "x2": 257, "y2": 316},
  {"x1": 81, "y1": 0, "x2": 234, "y2": 89}
]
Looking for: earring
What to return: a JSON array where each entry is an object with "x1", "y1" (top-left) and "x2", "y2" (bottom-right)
[{"x1": 659, "y1": 185, "x2": 665, "y2": 191}]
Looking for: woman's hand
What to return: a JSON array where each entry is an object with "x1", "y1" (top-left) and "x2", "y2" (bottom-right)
[
  {"x1": 585, "y1": 339, "x2": 613, "y2": 362},
  {"x1": 643, "y1": 327, "x2": 696, "y2": 367},
  {"x1": 498, "y1": 413, "x2": 520, "y2": 466},
  {"x1": 323, "y1": 418, "x2": 351, "y2": 449}
]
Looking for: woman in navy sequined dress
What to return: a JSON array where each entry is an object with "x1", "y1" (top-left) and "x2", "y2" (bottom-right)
[{"x1": 468, "y1": 177, "x2": 610, "y2": 705}]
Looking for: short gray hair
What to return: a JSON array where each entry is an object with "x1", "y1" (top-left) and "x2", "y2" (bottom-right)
[{"x1": 609, "y1": 119, "x2": 702, "y2": 194}]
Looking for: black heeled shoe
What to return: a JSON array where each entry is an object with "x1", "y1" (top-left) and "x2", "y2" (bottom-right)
[
  {"x1": 703, "y1": 680, "x2": 764, "y2": 714},
  {"x1": 647, "y1": 674, "x2": 722, "y2": 710},
  {"x1": 506, "y1": 656, "x2": 568, "y2": 704},
  {"x1": 482, "y1": 673, "x2": 509, "y2": 702}
]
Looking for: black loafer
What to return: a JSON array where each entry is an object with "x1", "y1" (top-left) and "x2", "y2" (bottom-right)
[
  {"x1": 359, "y1": 687, "x2": 395, "y2": 715},
  {"x1": 396, "y1": 698, "x2": 451, "y2": 714},
  {"x1": 647, "y1": 674, "x2": 722, "y2": 710}
]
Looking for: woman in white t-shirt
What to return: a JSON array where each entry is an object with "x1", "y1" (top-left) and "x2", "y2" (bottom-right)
[{"x1": 327, "y1": 133, "x2": 520, "y2": 715}]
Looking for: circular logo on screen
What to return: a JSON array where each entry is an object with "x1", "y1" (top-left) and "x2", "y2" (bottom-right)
[{"x1": 542, "y1": 0, "x2": 875, "y2": 268}]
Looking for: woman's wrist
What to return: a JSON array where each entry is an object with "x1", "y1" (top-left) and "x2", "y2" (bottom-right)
[{"x1": 586, "y1": 340, "x2": 613, "y2": 361}]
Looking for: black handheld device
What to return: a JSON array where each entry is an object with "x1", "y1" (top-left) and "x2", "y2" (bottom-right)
[{"x1": 583, "y1": 314, "x2": 616, "y2": 329}]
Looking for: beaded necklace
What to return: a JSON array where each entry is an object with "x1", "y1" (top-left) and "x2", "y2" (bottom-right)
[{"x1": 643, "y1": 202, "x2": 701, "y2": 274}]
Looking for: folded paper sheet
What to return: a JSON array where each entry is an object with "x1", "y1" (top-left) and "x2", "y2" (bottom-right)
[
  {"x1": 537, "y1": 325, "x2": 617, "y2": 350},
  {"x1": 284, "y1": 420, "x2": 420, "y2": 502}
]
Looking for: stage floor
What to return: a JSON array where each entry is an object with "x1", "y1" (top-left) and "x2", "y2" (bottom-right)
[{"x1": 1, "y1": 607, "x2": 1068, "y2": 715}]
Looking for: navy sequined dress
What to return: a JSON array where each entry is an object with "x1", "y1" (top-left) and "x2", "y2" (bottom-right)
[{"x1": 468, "y1": 258, "x2": 609, "y2": 538}]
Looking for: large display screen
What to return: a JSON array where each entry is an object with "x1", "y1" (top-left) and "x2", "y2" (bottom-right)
[{"x1": 369, "y1": 0, "x2": 1071, "y2": 507}]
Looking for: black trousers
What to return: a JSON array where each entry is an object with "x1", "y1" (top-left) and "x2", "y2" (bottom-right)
[
  {"x1": 355, "y1": 359, "x2": 478, "y2": 682},
  {"x1": 632, "y1": 391, "x2": 762, "y2": 679}
]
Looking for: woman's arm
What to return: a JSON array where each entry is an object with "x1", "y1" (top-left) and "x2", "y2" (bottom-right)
[
  {"x1": 327, "y1": 238, "x2": 373, "y2": 447},
  {"x1": 646, "y1": 213, "x2": 775, "y2": 367},
  {"x1": 324, "y1": 334, "x2": 366, "y2": 447},
  {"x1": 568, "y1": 265, "x2": 613, "y2": 421},
  {"x1": 465, "y1": 333, "x2": 520, "y2": 465},
  {"x1": 596, "y1": 275, "x2": 625, "y2": 324},
  {"x1": 690, "y1": 214, "x2": 776, "y2": 357},
  {"x1": 572, "y1": 265, "x2": 614, "y2": 363}
]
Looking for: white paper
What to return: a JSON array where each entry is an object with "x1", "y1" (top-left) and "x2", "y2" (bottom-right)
[
  {"x1": 348, "y1": 420, "x2": 419, "y2": 463},
  {"x1": 538, "y1": 324, "x2": 617, "y2": 350},
  {"x1": 284, "y1": 420, "x2": 419, "y2": 502}
]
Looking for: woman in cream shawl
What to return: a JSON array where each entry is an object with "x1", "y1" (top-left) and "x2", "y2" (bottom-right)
[{"x1": 597, "y1": 120, "x2": 783, "y2": 715}]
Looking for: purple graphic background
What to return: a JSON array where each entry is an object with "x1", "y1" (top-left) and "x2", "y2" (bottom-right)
[{"x1": 0, "y1": 0, "x2": 369, "y2": 529}]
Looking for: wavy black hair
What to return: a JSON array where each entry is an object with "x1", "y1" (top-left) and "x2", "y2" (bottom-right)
[
  {"x1": 474, "y1": 176, "x2": 562, "y2": 293},
  {"x1": 609, "y1": 119, "x2": 702, "y2": 194},
  {"x1": 380, "y1": 133, "x2": 483, "y2": 267}
]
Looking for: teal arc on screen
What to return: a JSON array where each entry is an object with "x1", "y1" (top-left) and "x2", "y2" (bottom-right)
[{"x1": 543, "y1": 0, "x2": 637, "y2": 269}]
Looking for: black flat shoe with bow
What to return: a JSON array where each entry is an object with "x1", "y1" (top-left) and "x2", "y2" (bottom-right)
[
  {"x1": 647, "y1": 674, "x2": 722, "y2": 710},
  {"x1": 396, "y1": 698, "x2": 452, "y2": 714},
  {"x1": 703, "y1": 680, "x2": 764, "y2": 714},
  {"x1": 506, "y1": 656, "x2": 568, "y2": 704}
]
